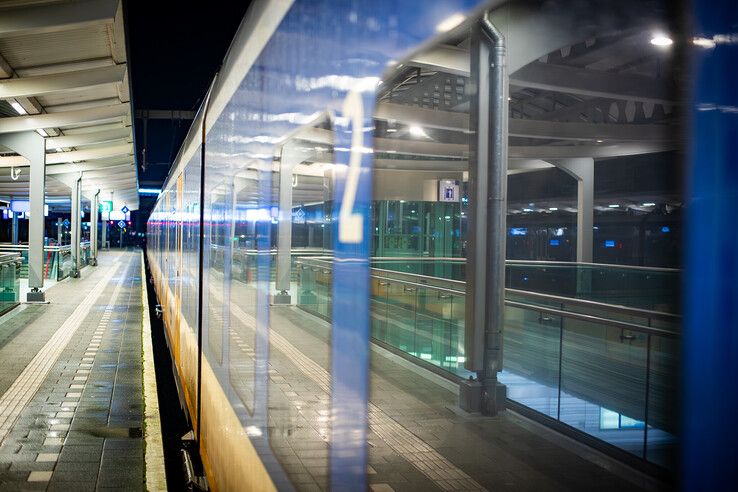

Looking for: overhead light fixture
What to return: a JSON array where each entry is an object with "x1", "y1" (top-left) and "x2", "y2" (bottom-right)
[
  {"x1": 36, "y1": 128, "x2": 48, "y2": 137},
  {"x1": 408, "y1": 125, "x2": 429, "y2": 138},
  {"x1": 10, "y1": 101, "x2": 27, "y2": 115},
  {"x1": 523, "y1": 208, "x2": 533, "y2": 212},
  {"x1": 642, "y1": 202, "x2": 656, "y2": 207},
  {"x1": 650, "y1": 34, "x2": 673, "y2": 47},
  {"x1": 549, "y1": 207, "x2": 558, "y2": 211},
  {"x1": 138, "y1": 188, "x2": 161, "y2": 195},
  {"x1": 608, "y1": 204, "x2": 620, "y2": 208},
  {"x1": 436, "y1": 13, "x2": 465, "y2": 33},
  {"x1": 596, "y1": 139, "x2": 604, "y2": 143}
]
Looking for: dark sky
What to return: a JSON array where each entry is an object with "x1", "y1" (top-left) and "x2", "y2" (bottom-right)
[
  {"x1": 125, "y1": 1, "x2": 252, "y2": 214},
  {"x1": 126, "y1": 1, "x2": 252, "y2": 110}
]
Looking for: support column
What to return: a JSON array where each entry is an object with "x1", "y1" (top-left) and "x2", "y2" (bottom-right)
[
  {"x1": 272, "y1": 143, "x2": 296, "y2": 304},
  {"x1": 57, "y1": 217, "x2": 62, "y2": 245},
  {"x1": 464, "y1": 15, "x2": 509, "y2": 415},
  {"x1": 71, "y1": 173, "x2": 82, "y2": 277},
  {"x1": 0, "y1": 132, "x2": 46, "y2": 302},
  {"x1": 90, "y1": 190, "x2": 99, "y2": 265},
  {"x1": 11, "y1": 212, "x2": 18, "y2": 244},
  {"x1": 553, "y1": 158, "x2": 594, "y2": 263},
  {"x1": 101, "y1": 212, "x2": 107, "y2": 250}
]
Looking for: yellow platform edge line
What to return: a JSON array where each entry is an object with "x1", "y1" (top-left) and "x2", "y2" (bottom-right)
[{"x1": 141, "y1": 251, "x2": 168, "y2": 491}]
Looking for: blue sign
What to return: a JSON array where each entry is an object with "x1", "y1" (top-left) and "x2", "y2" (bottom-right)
[
  {"x1": 121, "y1": 206, "x2": 129, "y2": 214},
  {"x1": 117, "y1": 220, "x2": 126, "y2": 229},
  {"x1": 62, "y1": 219, "x2": 70, "y2": 228}
]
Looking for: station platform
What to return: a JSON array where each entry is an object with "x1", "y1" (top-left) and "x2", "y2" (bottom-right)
[
  {"x1": 0, "y1": 251, "x2": 161, "y2": 491},
  {"x1": 220, "y1": 276, "x2": 662, "y2": 492}
]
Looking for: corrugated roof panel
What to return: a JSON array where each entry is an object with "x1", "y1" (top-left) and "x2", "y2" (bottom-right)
[
  {"x1": 0, "y1": 24, "x2": 110, "y2": 69},
  {"x1": 37, "y1": 84, "x2": 119, "y2": 108}
]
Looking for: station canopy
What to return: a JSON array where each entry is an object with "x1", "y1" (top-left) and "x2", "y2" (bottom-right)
[{"x1": 0, "y1": 0, "x2": 137, "y2": 212}]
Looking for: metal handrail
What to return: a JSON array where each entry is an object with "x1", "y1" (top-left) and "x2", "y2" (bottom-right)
[
  {"x1": 297, "y1": 256, "x2": 680, "y2": 318},
  {"x1": 300, "y1": 254, "x2": 681, "y2": 273},
  {"x1": 504, "y1": 300, "x2": 678, "y2": 338},
  {"x1": 298, "y1": 256, "x2": 680, "y2": 336},
  {"x1": 506, "y1": 288, "x2": 680, "y2": 323},
  {"x1": 0, "y1": 252, "x2": 22, "y2": 265}
]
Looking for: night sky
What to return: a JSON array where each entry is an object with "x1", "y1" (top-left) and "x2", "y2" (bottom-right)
[{"x1": 125, "y1": 1, "x2": 252, "y2": 217}]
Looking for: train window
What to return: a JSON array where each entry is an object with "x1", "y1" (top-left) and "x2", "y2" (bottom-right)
[
  {"x1": 371, "y1": 26, "x2": 471, "y2": 377},
  {"x1": 267, "y1": 116, "x2": 334, "y2": 489},
  {"x1": 368, "y1": 1, "x2": 682, "y2": 468},
  {"x1": 228, "y1": 168, "x2": 262, "y2": 415},
  {"x1": 206, "y1": 182, "x2": 231, "y2": 365}
]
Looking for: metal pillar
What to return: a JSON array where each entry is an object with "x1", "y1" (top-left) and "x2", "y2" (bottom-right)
[
  {"x1": 57, "y1": 217, "x2": 62, "y2": 245},
  {"x1": 464, "y1": 13, "x2": 509, "y2": 415},
  {"x1": 71, "y1": 173, "x2": 82, "y2": 277},
  {"x1": 101, "y1": 213, "x2": 107, "y2": 250},
  {"x1": 0, "y1": 132, "x2": 46, "y2": 301},
  {"x1": 11, "y1": 212, "x2": 18, "y2": 244},
  {"x1": 272, "y1": 143, "x2": 295, "y2": 304},
  {"x1": 554, "y1": 158, "x2": 594, "y2": 262},
  {"x1": 90, "y1": 190, "x2": 99, "y2": 265}
]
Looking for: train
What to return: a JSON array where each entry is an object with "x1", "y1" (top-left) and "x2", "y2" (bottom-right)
[{"x1": 146, "y1": 0, "x2": 702, "y2": 489}]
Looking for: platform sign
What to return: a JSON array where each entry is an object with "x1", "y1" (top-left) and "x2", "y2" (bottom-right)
[
  {"x1": 121, "y1": 205, "x2": 129, "y2": 214},
  {"x1": 439, "y1": 179, "x2": 460, "y2": 202},
  {"x1": 117, "y1": 220, "x2": 126, "y2": 229},
  {"x1": 62, "y1": 219, "x2": 70, "y2": 228},
  {"x1": 100, "y1": 201, "x2": 113, "y2": 213}
]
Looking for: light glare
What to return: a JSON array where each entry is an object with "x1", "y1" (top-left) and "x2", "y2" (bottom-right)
[
  {"x1": 408, "y1": 125, "x2": 428, "y2": 138},
  {"x1": 10, "y1": 101, "x2": 27, "y2": 115},
  {"x1": 650, "y1": 34, "x2": 673, "y2": 47},
  {"x1": 436, "y1": 13, "x2": 465, "y2": 33}
]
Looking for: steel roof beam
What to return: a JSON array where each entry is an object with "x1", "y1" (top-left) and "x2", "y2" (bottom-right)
[
  {"x1": 0, "y1": 104, "x2": 129, "y2": 134},
  {"x1": 408, "y1": 48, "x2": 672, "y2": 104},
  {"x1": 0, "y1": 64, "x2": 126, "y2": 100},
  {"x1": 0, "y1": 143, "x2": 132, "y2": 166},
  {"x1": 374, "y1": 102, "x2": 673, "y2": 141},
  {"x1": 45, "y1": 127, "x2": 130, "y2": 149}
]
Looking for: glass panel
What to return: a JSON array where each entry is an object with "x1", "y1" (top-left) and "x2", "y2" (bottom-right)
[
  {"x1": 646, "y1": 334, "x2": 679, "y2": 468},
  {"x1": 500, "y1": 305, "x2": 561, "y2": 419},
  {"x1": 559, "y1": 319, "x2": 647, "y2": 457}
]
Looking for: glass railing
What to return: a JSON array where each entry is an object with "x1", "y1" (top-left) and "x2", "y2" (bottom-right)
[
  {"x1": 0, "y1": 252, "x2": 22, "y2": 315},
  {"x1": 295, "y1": 256, "x2": 679, "y2": 469},
  {"x1": 0, "y1": 242, "x2": 92, "y2": 281}
]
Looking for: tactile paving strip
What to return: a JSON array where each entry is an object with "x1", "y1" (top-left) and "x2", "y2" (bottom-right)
[{"x1": 0, "y1": 262, "x2": 121, "y2": 445}]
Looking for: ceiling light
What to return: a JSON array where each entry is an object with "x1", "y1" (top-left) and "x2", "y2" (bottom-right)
[
  {"x1": 642, "y1": 202, "x2": 656, "y2": 207},
  {"x1": 596, "y1": 139, "x2": 604, "y2": 143},
  {"x1": 36, "y1": 128, "x2": 48, "y2": 137},
  {"x1": 436, "y1": 13, "x2": 465, "y2": 33},
  {"x1": 10, "y1": 101, "x2": 27, "y2": 115},
  {"x1": 549, "y1": 207, "x2": 558, "y2": 211},
  {"x1": 608, "y1": 204, "x2": 620, "y2": 208},
  {"x1": 650, "y1": 34, "x2": 673, "y2": 47},
  {"x1": 523, "y1": 208, "x2": 533, "y2": 212},
  {"x1": 408, "y1": 125, "x2": 428, "y2": 138}
]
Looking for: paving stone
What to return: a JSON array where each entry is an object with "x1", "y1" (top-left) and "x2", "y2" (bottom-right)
[{"x1": 0, "y1": 253, "x2": 145, "y2": 491}]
